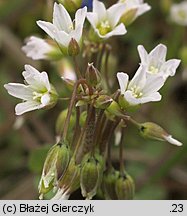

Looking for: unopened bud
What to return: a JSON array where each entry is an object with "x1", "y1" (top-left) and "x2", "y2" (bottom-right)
[
  {"x1": 120, "y1": 8, "x2": 138, "y2": 26},
  {"x1": 85, "y1": 63, "x2": 101, "y2": 87},
  {"x1": 68, "y1": 38, "x2": 80, "y2": 56},
  {"x1": 38, "y1": 140, "x2": 70, "y2": 199},
  {"x1": 58, "y1": 0, "x2": 82, "y2": 13},
  {"x1": 115, "y1": 171, "x2": 135, "y2": 200},
  {"x1": 80, "y1": 153, "x2": 105, "y2": 200},
  {"x1": 102, "y1": 167, "x2": 120, "y2": 200},
  {"x1": 58, "y1": 158, "x2": 81, "y2": 195},
  {"x1": 94, "y1": 95, "x2": 113, "y2": 109},
  {"x1": 55, "y1": 109, "x2": 75, "y2": 137},
  {"x1": 140, "y1": 122, "x2": 182, "y2": 146}
]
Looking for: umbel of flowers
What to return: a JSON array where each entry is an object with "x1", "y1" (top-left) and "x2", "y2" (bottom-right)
[{"x1": 4, "y1": 0, "x2": 182, "y2": 200}]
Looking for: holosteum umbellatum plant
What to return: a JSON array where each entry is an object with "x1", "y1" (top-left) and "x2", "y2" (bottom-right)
[{"x1": 4, "y1": 0, "x2": 183, "y2": 200}]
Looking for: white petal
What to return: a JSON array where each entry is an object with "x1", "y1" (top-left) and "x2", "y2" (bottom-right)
[
  {"x1": 70, "y1": 25, "x2": 83, "y2": 44},
  {"x1": 124, "y1": 90, "x2": 140, "y2": 105},
  {"x1": 93, "y1": 0, "x2": 107, "y2": 21},
  {"x1": 143, "y1": 76, "x2": 165, "y2": 95},
  {"x1": 4, "y1": 83, "x2": 33, "y2": 100},
  {"x1": 41, "y1": 93, "x2": 50, "y2": 106},
  {"x1": 75, "y1": 7, "x2": 87, "y2": 29},
  {"x1": 95, "y1": 23, "x2": 127, "y2": 39},
  {"x1": 55, "y1": 30, "x2": 70, "y2": 47},
  {"x1": 149, "y1": 44, "x2": 167, "y2": 62},
  {"x1": 164, "y1": 135, "x2": 183, "y2": 146},
  {"x1": 22, "y1": 36, "x2": 53, "y2": 60},
  {"x1": 107, "y1": 3, "x2": 126, "y2": 27},
  {"x1": 139, "y1": 92, "x2": 162, "y2": 104},
  {"x1": 87, "y1": 12, "x2": 98, "y2": 28},
  {"x1": 136, "y1": 3, "x2": 151, "y2": 17},
  {"x1": 15, "y1": 101, "x2": 42, "y2": 115},
  {"x1": 117, "y1": 72, "x2": 129, "y2": 95},
  {"x1": 128, "y1": 65, "x2": 146, "y2": 90},
  {"x1": 161, "y1": 59, "x2": 181, "y2": 77},
  {"x1": 40, "y1": 72, "x2": 51, "y2": 91},
  {"x1": 37, "y1": 21, "x2": 58, "y2": 40},
  {"x1": 137, "y1": 45, "x2": 148, "y2": 64},
  {"x1": 53, "y1": 3, "x2": 73, "y2": 33}
]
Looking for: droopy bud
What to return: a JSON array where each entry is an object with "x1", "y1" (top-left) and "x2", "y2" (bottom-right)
[
  {"x1": 55, "y1": 109, "x2": 75, "y2": 138},
  {"x1": 38, "y1": 140, "x2": 70, "y2": 199},
  {"x1": 102, "y1": 167, "x2": 120, "y2": 200},
  {"x1": 58, "y1": 158, "x2": 81, "y2": 196},
  {"x1": 85, "y1": 63, "x2": 101, "y2": 87},
  {"x1": 58, "y1": 0, "x2": 82, "y2": 13},
  {"x1": 68, "y1": 38, "x2": 80, "y2": 56},
  {"x1": 139, "y1": 122, "x2": 182, "y2": 146},
  {"x1": 94, "y1": 95, "x2": 113, "y2": 109},
  {"x1": 115, "y1": 171, "x2": 135, "y2": 200},
  {"x1": 80, "y1": 153, "x2": 105, "y2": 200},
  {"x1": 120, "y1": 8, "x2": 138, "y2": 26}
]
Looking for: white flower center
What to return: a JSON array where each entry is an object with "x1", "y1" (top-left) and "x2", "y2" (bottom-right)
[
  {"x1": 130, "y1": 85, "x2": 143, "y2": 98},
  {"x1": 98, "y1": 20, "x2": 111, "y2": 36},
  {"x1": 33, "y1": 91, "x2": 44, "y2": 101},
  {"x1": 148, "y1": 65, "x2": 159, "y2": 74}
]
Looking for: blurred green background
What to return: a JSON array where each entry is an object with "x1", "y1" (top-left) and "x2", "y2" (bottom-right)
[{"x1": 0, "y1": 0, "x2": 187, "y2": 199}]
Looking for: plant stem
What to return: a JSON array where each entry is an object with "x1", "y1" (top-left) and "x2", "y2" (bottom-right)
[
  {"x1": 119, "y1": 128, "x2": 125, "y2": 174},
  {"x1": 73, "y1": 56, "x2": 82, "y2": 79}
]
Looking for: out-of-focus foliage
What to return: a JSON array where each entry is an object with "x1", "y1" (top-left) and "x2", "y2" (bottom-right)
[{"x1": 0, "y1": 0, "x2": 187, "y2": 199}]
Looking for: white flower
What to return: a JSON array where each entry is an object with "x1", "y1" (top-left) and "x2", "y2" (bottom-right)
[
  {"x1": 138, "y1": 44, "x2": 181, "y2": 80},
  {"x1": 119, "y1": 0, "x2": 151, "y2": 25},
  {"x1": 117, "y1": 66, "x2": 165, "y2": 106},
  {"x1": 87, "y1": 0, "x2": 127, "y2": 39},
  {"x1": 37, "y1": 3, "x2": 87, "y2": 53},
  {"x1": 4, "y1": 65, "x2": 58, "y2": 115},
  {"x1": 22, "y1": 36, "x2": 54, "y2": 60},
  {"x1": 170, "y1": 1, "x2": 187, "y2": 26}
]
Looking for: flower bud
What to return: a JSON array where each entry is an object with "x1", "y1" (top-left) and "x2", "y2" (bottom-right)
[
  {"x1": 94, "y1": 95, "x2": 113, "y2": 109},
  {"x1": 80, "y1": 153, "x2": 105, "y2": 200},
  {"x1": 58, "y1": 0, "x2": 82, "y2": 13},
  {"x1": 58, "y1": 158, "x2": 81, "y2": 196},
  {"x1": 85, "y1": 63, "x2": 101, "y2": 87},
  {"x1": 139, "y1": 122, "x2": 182, "y2": 146},
  {"x1": 120, "y1": 8, "x2": 138, "y2": 26},
  {"x1": 102, "y1": 167, "x2": 120, "y2": 200},
  {"x1": 68, "y1": 38, "x2": 80, "y2": 56},
  {"x1": 115, "y1": 171, "x2": 135, "y2": 200},
  {"x1": 55, "y1": 109, "x2": 75, "y2": 138},
  {"x1": 38, "y1": 140, "x2": 70, "y2": 199}
]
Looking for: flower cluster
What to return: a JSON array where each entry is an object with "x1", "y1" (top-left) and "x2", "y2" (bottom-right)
[{"x1": 4, "y1": 0, "x2": 183, "y2": 200}]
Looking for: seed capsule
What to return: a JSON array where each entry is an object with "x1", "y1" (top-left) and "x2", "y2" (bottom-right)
[
  {"x1": 38, "y1": 140, "x2": 70, "y2": 199},
  {"x1": 115, "y1": 171, "x2": 135, "y2": 200},
  {"x1": 102, "y1": 167, "x2": 120, "y2": 200},
  {"x1": 80, "y1": 153, "x2": 105, "y2": 200}
]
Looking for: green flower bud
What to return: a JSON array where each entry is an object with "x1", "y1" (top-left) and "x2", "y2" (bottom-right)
[
  {"x1": 106, "y1": 101, "x2": 123, "y2": 117},
  {"x1": 115, "y1": 171, "x2": 135, "y2": 200},
  {"x1": 102, "y1": 167, "x2": 120, "y2": 200},
  {"x1": 58, "y1": 158, "x2": 81, "y2": 194},
  {"x1": 85, "y1": 63, "x2": 101, "y2": 87},
  {"x1": 38, "y1": 140, "x2": 70, "y2": 199},
  {"x1": 55, "y1": 109, "x2": 75, "y2": 137},
  {"x1": 68, "y1": 38, "x2": 80, "y2": 56},
  {"x1": 58, "y1": 0, "x2": 82, "y2": 13},
  {"x1": 94, "y1": 95, "x2": 113, "y2": 109},
  {"x1": 139, "y1": 122, "x2": 182, "y2": 146},
  {"x1": 80, "y1": 153, "x2": 105, "y2": 200},
  {"x1": 120, "y1": 8, "x2": 138, "y2": 26}
]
